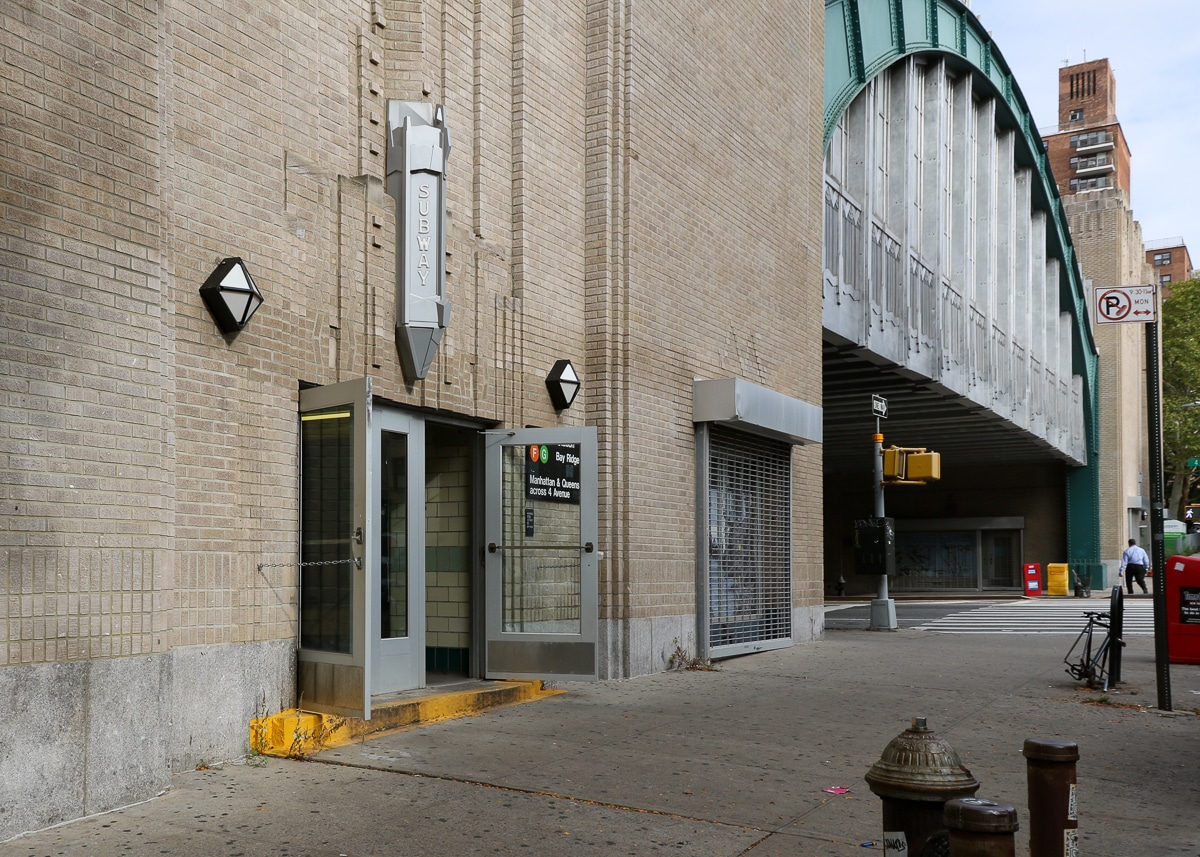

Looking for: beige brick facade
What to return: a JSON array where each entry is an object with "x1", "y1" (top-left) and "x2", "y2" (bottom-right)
[
  {"x1": 1065, "y1": 191, "x2": 1152, "y2": 564},
  {"x1": 1, "y1": 0, "x2": 826, "y2": 835}
]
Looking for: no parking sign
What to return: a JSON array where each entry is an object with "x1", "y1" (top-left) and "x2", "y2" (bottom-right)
[{"x1": 1094, "y1": 285, "x2": 1157, "y2": 324}]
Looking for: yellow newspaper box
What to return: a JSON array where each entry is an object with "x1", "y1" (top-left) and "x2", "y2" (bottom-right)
[{"x1": 1046, "y1": 563, "x2": 1070, "y2": 596}]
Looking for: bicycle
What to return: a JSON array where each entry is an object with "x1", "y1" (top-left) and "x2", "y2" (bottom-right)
[{"x1": 1064, "y1": 611, "x2": 1123, "y2": 691}]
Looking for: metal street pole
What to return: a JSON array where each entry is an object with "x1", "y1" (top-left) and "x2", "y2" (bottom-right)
[
  {"x1": 1146, "y1": 320, "x2": 1172, "y2": 711},
  {"x1": 870, "y1": 413, "x2": 897, "y2": 630}
]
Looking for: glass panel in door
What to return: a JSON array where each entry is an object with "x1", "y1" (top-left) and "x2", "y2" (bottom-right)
[
  {"x1": 483, "y1": 427, "x2": 598, "y2": 680},
  {"x1": 298, "y1": 378, "x2": 370, "y2": 719},
  {"x1": 300, "y1": 407, "x2": 354, "y2": 653},
  {"x1": 380, "y1": 430, "x2": 408, "y2": 641}
]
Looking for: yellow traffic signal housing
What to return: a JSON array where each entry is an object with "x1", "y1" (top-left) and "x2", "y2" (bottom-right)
[
  {"x1": 881, "y1": 446, "x2": 941, "y2": 483},
  {"x1": 882, "y1": 447, "x2": 905, "y2": 479},
  {"x1": 906, "y1": 452, "x2": 941, "y2": 482}
]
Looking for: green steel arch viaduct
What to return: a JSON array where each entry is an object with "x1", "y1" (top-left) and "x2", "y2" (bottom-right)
[{"x1": 823, "y1": 0, "x2": 1102, "y2": 575}]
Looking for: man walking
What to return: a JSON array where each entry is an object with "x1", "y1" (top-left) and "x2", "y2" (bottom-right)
[{"x1": 1119, "y1": 538, "x2": 1150, "y2": 595}]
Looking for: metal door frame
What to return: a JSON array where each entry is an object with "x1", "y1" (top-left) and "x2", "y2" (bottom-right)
[
  {"x1": 481, "y1": 426, "x2": 598, "y2": 680},
  {"x1": 371, "y1": 408, "x2": 426, "y2": 693},
  {"x1": 297, "y1": 379, "x2": 432, "y2": 719}
]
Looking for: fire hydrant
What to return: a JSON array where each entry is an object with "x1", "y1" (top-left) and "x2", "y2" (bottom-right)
[{"x1": 865, "y1": 717, "x2": 980, "y2": 857}]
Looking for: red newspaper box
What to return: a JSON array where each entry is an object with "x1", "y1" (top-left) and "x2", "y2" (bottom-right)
[
  {"x1": 1165, "y1": 554, "x2": 1200, "y2": 665},
  {"x1": 1023, "y1": 563, "x2": 1042, "y2": 596}
]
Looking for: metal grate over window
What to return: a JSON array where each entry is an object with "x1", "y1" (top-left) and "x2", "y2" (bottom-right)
[{"x1": 706, "y1": 427, "x2": 792, "y2": 654}]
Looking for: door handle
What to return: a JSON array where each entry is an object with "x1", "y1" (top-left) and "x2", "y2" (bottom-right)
[
  {"x1": 488, "y1": 542, "x2": 500, "y2": 553},
  {"x1": 583, "y1": 542, "x2": 594, "y2": 553}
]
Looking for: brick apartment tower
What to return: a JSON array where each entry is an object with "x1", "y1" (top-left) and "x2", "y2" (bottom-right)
[
  {"x1": 1145, "y1": 238, "x2": 1192, "y2": 291},
  {"x1": 1043, "y1": 59, "x2": 1152, "y2": 572},
  {"x1": 1043, "y1": 59, "x2": 1131, "y2": 198}
]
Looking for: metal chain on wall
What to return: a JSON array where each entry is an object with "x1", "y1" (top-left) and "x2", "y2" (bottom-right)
[{"x1": 257, "y1": 557, "x2": 360, "y2": 572}]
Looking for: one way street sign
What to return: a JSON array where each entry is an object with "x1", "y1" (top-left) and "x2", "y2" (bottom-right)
[{"x1": 1094, "y1": 285, "x2": 1157, "y2": 324}]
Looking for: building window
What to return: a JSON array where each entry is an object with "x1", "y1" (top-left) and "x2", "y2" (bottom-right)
[
  {"x1": 1070, "y1": 130, "x2": 1112, "y2": 149},
  {"x1": 1160, "y1": 274, "x2": 1173, "y2": 286},
  {"x1": 1069, "y1": 108, "x2": 1084, "y2": 121},
  {"x1": 1154, "y1": 251, "x2": 1172, "y2": 266},
  {"x1": 1068, "y1": 176, "x2": 1110, "y2": 192},
  {"x1": 1070, "y1": 154, "x2": 1111, "y2": 171}
]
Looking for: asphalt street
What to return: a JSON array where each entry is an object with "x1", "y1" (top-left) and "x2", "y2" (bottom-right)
[
  {"x1": 823, "y1": 592, "x2": 1157, "y2": 633},
  {"x1": 823, "y1": 600, "x2": 1011, "y2": 629}
]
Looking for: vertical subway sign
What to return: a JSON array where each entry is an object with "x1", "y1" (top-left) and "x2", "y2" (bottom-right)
[{"x1": 386, "y1": 101, "x2": 452, "y2": 381}]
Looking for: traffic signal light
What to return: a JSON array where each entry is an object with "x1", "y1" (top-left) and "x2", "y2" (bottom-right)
[
  {"x1": 882, "y1": 447, "x2": 905, "y2": 479},
  {"x1": 880, "y1": 446, "x2": 941, "y2": 483},
  {"x1": 906, "y1": 452, "x2": 941, "y2": 481}
]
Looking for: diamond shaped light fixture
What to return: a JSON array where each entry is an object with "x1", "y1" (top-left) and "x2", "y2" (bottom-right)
[
  {"x1": 545, "y1": 359, "x2": 581, "y2": 410},
  {"x1": 199, "y1": 257, "x2": 264, "y2": 335}
]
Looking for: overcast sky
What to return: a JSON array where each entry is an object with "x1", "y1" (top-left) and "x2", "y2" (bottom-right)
[{"x1": 969, "y1": 0, "x2": 1200, "y2": 256}]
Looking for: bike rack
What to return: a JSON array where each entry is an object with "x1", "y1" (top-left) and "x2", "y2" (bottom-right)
[
  {"x1": 1108, "y1": 585, "x2": 1124, "y2": 684},
  {"x1": 1064, "y1": 592, "x2": 1126, "y2": 692}
]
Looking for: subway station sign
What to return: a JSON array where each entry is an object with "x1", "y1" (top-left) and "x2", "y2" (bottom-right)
[{"x1": 525, "y1": 443, "x2": 581, "y2": 503}]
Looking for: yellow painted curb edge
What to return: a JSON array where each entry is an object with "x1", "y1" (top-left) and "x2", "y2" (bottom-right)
[{"x1": 250, "y1": 680, "x2": 563, "y2": 759}]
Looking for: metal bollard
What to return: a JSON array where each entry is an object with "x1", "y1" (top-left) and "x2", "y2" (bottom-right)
[
  {"x1": 944, "y1": 797, "x2": 1018, "y2": 857},
  {"x1": 866, "y1": 717, "x2": 980, "y2": 857},
  {"x1": 1023, "y1": 738, "x2": 1079, "y2": 857}
]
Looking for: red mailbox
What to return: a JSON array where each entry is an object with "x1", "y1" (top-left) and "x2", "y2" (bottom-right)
[
  {"x1": 1023, "y1": 563, "x2": 1043, "y2": 597},
  {"x1": 1165, "y1": 555, "x2": 1200, "y2": 665}
]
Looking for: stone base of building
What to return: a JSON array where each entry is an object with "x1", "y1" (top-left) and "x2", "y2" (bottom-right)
[
  {"x1": 0, "y1": 639, "x2": 295, "y2": 841},
  {"x1": 596, "y1": 605, "x2": 824, "y2": 680}
]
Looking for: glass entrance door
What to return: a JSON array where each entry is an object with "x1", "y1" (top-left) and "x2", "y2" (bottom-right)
[
  {"x1": 298, "y1": 379, "x2": 427, "y2": 720},
  {"x1": 482, "y1": 427, "x2": 598, "y2": 680},
  {"x1": 372, "y1": 410, "x2": 424, "y2": 692},
  {"x1": 983, "y1": 530, "x2": 1020, "y2": 589},
  {"x1": 298, "y1": 378, "x2": 370, "y2": 718}
]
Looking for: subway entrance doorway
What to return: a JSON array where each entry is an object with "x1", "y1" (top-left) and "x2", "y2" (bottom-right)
[{"x1": 297, "y1": 378, "x2": 597, "y2": 719}]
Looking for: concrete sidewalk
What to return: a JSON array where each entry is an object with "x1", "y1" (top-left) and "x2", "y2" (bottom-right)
[{"x1": 5, "y1": 627, "x2": 1199, "y2": 856}]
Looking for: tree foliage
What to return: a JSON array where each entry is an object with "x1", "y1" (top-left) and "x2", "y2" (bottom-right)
[{"x1": 1162, "y1": 277, "x2": 1200, "y2": 518}]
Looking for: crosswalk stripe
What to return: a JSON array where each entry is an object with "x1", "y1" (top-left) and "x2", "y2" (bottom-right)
[{"x1": 914, "y1": 600, "x2": 1156, "y2": 635}]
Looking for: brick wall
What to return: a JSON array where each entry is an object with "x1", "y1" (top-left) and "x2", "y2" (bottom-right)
[
  {"x1": 3, "y1": 0, "x2": 824, "y2": 671},
  {"x1": 1065, "y1": 189, "x2": 1152, "y2": 563},
  {"x1": 1046, "y1": 61, "x2": 1131, "y2": 200},
  {"x1": 1, "y1": 0, "x2": 171, "y2": 666},
  {"x1": 1146, "y1": 242, "x2": 1192, "y2": 288},
  {"x1": 1057, "y1": 59, "x2": 1117, "y2": 126},
  {"x1": 592, "y1": 1, "x2": 826, "y2": 621},
  {"x1": 1, "y1": 0, "x2": 826, "y2": 827}
]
